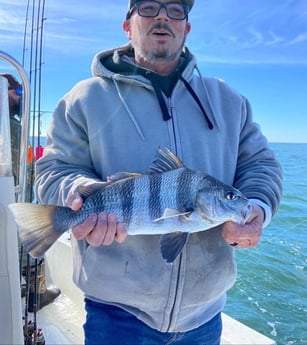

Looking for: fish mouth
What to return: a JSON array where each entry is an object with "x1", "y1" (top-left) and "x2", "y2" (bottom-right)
[
  {"x1": 240, "y1": 203, "x2": 252, "y2": 224},
  {"x1": 197, "y1": 201, "x2": 253, "y2": 226}
]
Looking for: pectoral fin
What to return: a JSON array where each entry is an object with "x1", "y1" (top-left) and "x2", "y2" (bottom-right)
[
  {"x1": 160, "y1": 232, "x2": 189, "y2": 263},
  {"x1": 154, "y1": 208, "x2": 192, "y2": 222}
]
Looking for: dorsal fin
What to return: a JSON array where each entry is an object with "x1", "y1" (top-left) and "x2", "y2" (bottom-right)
[
  {"x1": 76, "y1": 183, "x2": 106, "y2": 200},
  {"x1": 107, "y1": 172, "x2": 142, "y2": 183},
  {"x1": 149, "y1": 148, "x2": 184, "y2": 173}
]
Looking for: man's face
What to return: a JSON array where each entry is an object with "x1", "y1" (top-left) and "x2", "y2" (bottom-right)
[{"x1": 123, "y1": 0, "x2": 191, "y2": 65}]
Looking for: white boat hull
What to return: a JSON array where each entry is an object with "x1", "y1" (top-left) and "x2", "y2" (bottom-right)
[{"x1": 0, "y1": 176, "x2": 23, "y2": 345}]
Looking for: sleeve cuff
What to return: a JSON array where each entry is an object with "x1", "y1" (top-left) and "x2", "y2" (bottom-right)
[{"x1": 249, "y1": 199, "x2": 272, "y2": 228}]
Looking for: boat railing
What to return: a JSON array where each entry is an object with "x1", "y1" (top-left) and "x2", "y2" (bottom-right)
[{"x1": 0, "y1": 50, "x2": 31, "y2": 201}]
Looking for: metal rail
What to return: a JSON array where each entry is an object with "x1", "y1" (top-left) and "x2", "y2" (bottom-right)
[{"x1": 0, "y1": 50, "x2": 31, "y2": 202}]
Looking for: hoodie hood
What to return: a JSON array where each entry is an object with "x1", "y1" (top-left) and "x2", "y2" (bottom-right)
[
  {"x1": 91, "y1": 44, "x2": 214, "y2": 130},
  {"x1": 91, "y1": 44, "x2": 191, "y2": 79}
]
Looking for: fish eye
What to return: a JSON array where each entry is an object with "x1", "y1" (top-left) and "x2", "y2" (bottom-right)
[{"x1": 225, "y1": 191, "x2": 238, "y2": 201}]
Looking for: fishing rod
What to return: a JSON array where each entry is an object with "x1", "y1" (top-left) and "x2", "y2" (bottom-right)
[{"x1": 21, "y1": 1, "x2": 47, "y2": 344}]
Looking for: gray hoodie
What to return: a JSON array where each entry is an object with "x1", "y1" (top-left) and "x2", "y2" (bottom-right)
[{"x1": 35, "y1": 44, "x2": 282, "y2": 332}]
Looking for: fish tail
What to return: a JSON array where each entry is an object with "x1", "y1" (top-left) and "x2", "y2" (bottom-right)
[{"x1": 8, "y1": 203, "x2": 65, "y2": 258}]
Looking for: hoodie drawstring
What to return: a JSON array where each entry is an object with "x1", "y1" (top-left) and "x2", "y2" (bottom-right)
[
  {"x1": 145, "y1": 72, "x2": 172, "y2": 121},
  {"x1": 145, "y1": 72, "x2": 214, "y2": 129},
  {"x1": 180, "y1": 76, "x2": 214, "y2": 130},
  {"x1": 113, "y1": 78, "x2": 146, "y2": 141}
]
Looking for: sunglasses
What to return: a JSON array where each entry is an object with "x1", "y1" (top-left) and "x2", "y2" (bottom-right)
[{"x1": 128, "y1": 1, "x2": 188, "y2": 20}]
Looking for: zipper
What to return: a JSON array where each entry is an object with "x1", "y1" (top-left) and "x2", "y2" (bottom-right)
[
  {"x1": 167, "y1": 97, "x2": 178, "y2": 155},
  {"x1": 166, "y1": 253, "x2": 183, "y2": 332},
  {"x1": 165, "y1": 98, "x2": 182, "y2": 331}
]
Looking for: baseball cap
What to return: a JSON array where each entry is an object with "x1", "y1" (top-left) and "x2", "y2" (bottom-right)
[{"x1": 126, "y1": 0, "x2": 194, "y2": 18}]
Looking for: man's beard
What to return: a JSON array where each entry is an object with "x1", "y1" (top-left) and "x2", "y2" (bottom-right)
[{"x1": 132, "y1": 39, "x2": 185, "y2": 63}]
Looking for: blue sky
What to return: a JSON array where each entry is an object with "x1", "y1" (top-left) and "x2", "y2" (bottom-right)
[{"x1": 1, "y1": 0, "x2": 306, "y2": 143}]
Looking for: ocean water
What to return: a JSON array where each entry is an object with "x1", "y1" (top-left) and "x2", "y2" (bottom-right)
[{"x1": 224, "y1": 143, "x2": 307, "y2": 345}]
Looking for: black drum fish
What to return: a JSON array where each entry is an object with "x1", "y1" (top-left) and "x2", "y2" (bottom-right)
[{"x1": 9, "y1": 148, "x2": 251, "y2": 263}]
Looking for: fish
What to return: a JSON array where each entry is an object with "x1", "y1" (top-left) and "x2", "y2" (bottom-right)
[{"x1": 9, "y1": 148, "x2": 252, "y2": 263}]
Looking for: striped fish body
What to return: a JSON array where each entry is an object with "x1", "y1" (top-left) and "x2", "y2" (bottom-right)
[{"x1": 53, "y1": 167, "x2": 213, "y2": 236}]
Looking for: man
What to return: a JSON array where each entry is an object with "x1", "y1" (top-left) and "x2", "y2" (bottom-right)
[{"x1": 35, "y1": 0, "x2": 282, "y2": 344}]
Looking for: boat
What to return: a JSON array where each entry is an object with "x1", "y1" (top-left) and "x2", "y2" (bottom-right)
[{"x1": 0, "y1": 49, "x2": 277, "y2": 345}]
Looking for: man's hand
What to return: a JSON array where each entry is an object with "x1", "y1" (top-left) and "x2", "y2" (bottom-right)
[
  {"x1": 66, "y1": 192, "x2": 128, "y2": 246},
  {"x1": 222, "y1": 204, "x2": 264, "y2": 249}
]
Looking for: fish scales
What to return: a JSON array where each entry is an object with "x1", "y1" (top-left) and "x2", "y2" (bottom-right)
[
  {"x1": 126, "y1": 172, "x2": 178, "y2": 230},
  {"x1": 118, "y1": 177, "x2": 135, "y2": 225},
  {"x1": 122, "y1": 175, "x2": 151, "y2": 227},
  {"x1": 111, "y1": 169, "x2": 196, "y2": 233},
  {"x1": 149, "y1": 173, "x2": 162, "y2": 221},
  {"x1": 52, "y1": 206, "x2": 76, "y2": 232},
  {"x1": 53, "y1": 182, "x2": 137, "y2": 230},
  {"x1": 103, "y1": 179, "x2": 140, "y2": 224},
  {"x1": 158, "y1": 170, "x2": 178, "y2": 213},
  {"x1": 176, "y1": 168, "x2": 194, "y2": 211},
  {"x1": 121, "y1": 171, "x2": 178, "y2": 229},
  {"x1": 159, "y1": 169, "x2": 189, "y2": 210}
]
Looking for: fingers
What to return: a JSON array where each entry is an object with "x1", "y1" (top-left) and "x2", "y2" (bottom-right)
[
  {"x1": 94, "y1": 213, "x2": 117, "y2": 246},
  {"x1": 114, "y1": 222, "x2": 128, "y2": 243},
  {"x1": 71, "y1": 212, "x2": 128, "y2": 247},
  {"x1": 66, "y1": 192, "x2": 83, "y2": 211},
  {"x1": 222, "y1": 204, "x2": 264, "y2": 249},
  {"x1": 66, "y1": 191, "x2": 127, "y2": 246},
  {"x1": 222, "y1": 221, "x2": 261, "y2": 248}
]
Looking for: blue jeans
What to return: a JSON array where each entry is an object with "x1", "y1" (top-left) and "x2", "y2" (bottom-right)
[{"x1": 83, "y1": 299, "x2": 222, "y2": 345}]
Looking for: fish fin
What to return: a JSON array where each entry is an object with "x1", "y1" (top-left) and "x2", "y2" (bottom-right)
[
  {"x1": 160, "y1": 232, "x2": 189, "y2": 263},
  {"x1": 8, "y1": 203, "x2": 63, "y2": 258},
  {"x1": 107, "y1": 172, "x2": 142, "y2": 183},
  {"x1": 76, "y1": 184, "x2": 106, "y2": 200},
  {"x1": 77, "y1": 174, "x2": 142, "y2": 200},
  {"x1": 154, "y1": 208, "x2": 192, "y2": 222},
  {"x1": 149, "y1": 148, "x2": 184, "y2": 173}
]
